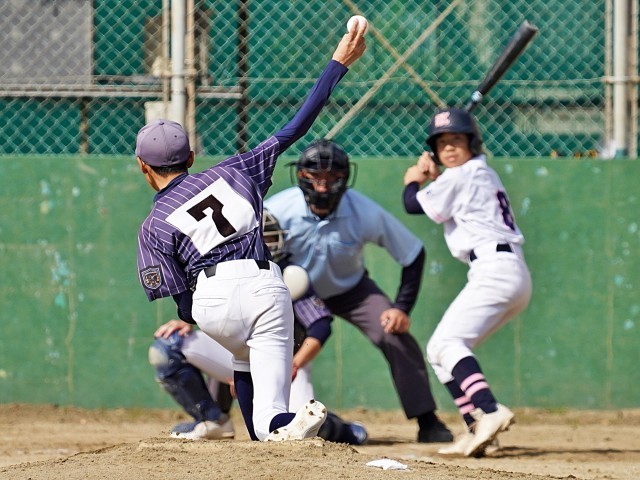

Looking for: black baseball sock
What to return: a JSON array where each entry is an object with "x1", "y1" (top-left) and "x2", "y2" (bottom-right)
[
  {"x1": 233, "y1": 370, "x2": 258, "y2": 440},
  {"x1": 444, "y1": 380, "x2": 476, "y2": 429},
  {"x1": 452, "y1": 356, "x2": 498, "y2": 414}
]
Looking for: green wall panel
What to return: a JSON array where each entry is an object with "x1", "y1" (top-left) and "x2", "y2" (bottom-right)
[{"x1": 0, "y1": 156, "x2": 638, "y2": 411}]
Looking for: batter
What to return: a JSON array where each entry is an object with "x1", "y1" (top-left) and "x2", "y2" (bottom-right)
[{"x1": 403, "y1": 107, "x2": 532, "y2": 457}]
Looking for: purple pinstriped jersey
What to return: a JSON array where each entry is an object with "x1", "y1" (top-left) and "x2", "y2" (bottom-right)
[
  {"x1": 137, "y1": 136, "x2": 279, "y2": 300},
  {"x1": 136, "y1": 59, "x2": 349, "y2": 302},
  {"x1": 293, "y1": 291, "x2": 332, "y2": 330}
]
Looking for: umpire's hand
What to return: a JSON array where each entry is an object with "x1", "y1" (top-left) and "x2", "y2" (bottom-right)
[{"x1": 380, "y1": 308, "x2": 411, "y2": 334}]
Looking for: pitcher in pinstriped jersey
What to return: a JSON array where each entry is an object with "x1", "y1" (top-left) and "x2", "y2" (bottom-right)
[{"x1": 133, "y1": 23, "x2": 366, "y2": 442}]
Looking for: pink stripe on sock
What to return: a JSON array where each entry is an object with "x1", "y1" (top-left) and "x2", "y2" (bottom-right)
[
  {"x1": 459, "y1": 404, "x2": 475, "y2": 415},
  {"x1": 465, "y1": 381, "x2": 490, "y2": 398},
  {"x1": 460, "y1": 373, "x2": 485, "y2": 391},
  {"x1": 454, "y1": 395, "x2": 471, "y2": 407}
]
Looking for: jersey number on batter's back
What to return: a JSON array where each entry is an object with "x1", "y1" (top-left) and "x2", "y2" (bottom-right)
[{"x1": 496, "y1": 191, "x2": 515, "y2": 231}]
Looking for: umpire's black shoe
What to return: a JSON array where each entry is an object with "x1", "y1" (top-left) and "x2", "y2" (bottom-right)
[{"x1": 417, "y1": 420, "x2": 454, "y2": 443}]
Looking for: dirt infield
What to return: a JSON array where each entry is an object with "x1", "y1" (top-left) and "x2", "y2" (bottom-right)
[{"x1": 1, "y1": 403, "x2": 639, "y2": 480}]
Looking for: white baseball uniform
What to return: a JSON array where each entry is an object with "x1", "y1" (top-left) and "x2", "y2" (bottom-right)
[
  {"x1": 416, "y1": 155, "x2": 532, "y2": 384},
  {"x1": 179, "y1": 329, "x2": 316, "y2": 413}
]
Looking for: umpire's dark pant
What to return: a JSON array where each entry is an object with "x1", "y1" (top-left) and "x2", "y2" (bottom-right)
[{"x1": 323, "y1": 274, "x2": 437, "y2": 418}]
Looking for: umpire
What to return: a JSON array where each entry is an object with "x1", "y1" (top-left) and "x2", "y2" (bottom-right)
[{"x1": 265, "y1": 139, "x2": 453, "y2": 443}]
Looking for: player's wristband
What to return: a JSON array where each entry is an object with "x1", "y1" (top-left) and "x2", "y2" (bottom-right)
[{"x1": 403, "y1": 182, "x2": 423, "y2": 214}]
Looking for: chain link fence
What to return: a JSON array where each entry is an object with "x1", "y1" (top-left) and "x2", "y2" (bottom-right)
[{"x1": 0, "y1": 0, "x2": 637, "y2": 158}]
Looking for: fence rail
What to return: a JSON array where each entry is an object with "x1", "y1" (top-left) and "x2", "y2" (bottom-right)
[{"x1": 0, "y1": 0, "x2": 637, "y2": 158}]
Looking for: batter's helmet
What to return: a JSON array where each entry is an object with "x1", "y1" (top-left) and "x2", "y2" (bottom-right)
[
  {"x1": 292, "y1": 139, "x2": 355, "y2": 214},
  {"x1": 262, "y1": 209, "x2": 287, "y2": 262},
  {"x1": 425, "y1": 108, "x2": 483, "y2": 164}
]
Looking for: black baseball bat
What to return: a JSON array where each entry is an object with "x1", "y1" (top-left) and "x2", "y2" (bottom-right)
[{"x1": 465, "y1": 21, "x2": 538, "y2": 112}]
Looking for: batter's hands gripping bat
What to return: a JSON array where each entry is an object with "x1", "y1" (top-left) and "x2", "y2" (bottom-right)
[{"x1": 465, "y1": 21, "x2": 538, "y2": 112}]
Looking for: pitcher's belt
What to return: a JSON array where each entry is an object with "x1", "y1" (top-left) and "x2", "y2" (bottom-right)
[{"x1": 204, "y1": 259, "x2": 270, "y2": 277}]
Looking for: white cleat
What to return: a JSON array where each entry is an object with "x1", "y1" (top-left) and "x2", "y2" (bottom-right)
[
  {"x1": 170, "y1": 415, "x2": 235, "y2": 440},
  {"x1": 438, "y1": 432, "x2": 500, "y2": 457},
  {"x1": 464, "y1": 404, "x2": 514, "y2": 457},
  {"x1": 437, "y1": 431, "x2": 475, "y2": 456},
  {"x1": 484, "y1": 437, "x2": 501, "y2": 455},
  {"x1": 265, "y1": 399, "x2": 328, "y2": 441}
]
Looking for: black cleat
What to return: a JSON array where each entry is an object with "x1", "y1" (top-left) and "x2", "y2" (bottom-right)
[{"x1": 417, "y1": 420, "x2": 454, "y2": 443}]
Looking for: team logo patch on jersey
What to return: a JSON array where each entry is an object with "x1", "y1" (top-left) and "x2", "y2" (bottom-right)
[
  {"x1": 141, "y1": 266, "x2": 163, "y2": 290},
  {"x1": 434, "y1": 111, "x2": 451, "y2": 127}
]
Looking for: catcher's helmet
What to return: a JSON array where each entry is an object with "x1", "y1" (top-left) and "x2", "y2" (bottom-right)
[
  {"x1": 425, "y1": 108, "x2": 483, "y2": 164},
  {"x1": 262, "y1": 208, "x2": 287, "y2": 262},
  {"x1": 293, "y1": 139, "x2": 354, "y2": 214}
]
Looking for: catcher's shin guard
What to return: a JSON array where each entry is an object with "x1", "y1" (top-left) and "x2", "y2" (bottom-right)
[
  {"x1": 317, "y1": 412, "x2": 366, "y2": 445},
  {"x1": 149, "y1": 333, "x2": 222, "y2": 422}
]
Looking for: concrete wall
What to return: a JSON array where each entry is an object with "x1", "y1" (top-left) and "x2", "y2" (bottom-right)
[{"x1": 1, "y1": 156, "x2": 637, "y2": 411}]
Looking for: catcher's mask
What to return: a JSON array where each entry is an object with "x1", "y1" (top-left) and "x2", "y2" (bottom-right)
[
  {"x1": 425, "y1": 108, "x2": 483, "y2": 164},
  {"x1": 289, "y1": 139, "x2": 357, "y2": 215},
  {"x1": 262, "y1": 208, "x2": 287, "y2": 262}
]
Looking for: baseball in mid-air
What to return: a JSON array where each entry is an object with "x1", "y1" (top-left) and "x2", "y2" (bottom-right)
[
  {"x1": 282, "y1": 265, "x2": 310, "y2": 301},
  {"x1": 347, "y1": 15, "x2": 369, "y2": 34}
]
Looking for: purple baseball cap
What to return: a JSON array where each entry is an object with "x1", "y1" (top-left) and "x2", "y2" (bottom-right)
[{"x1": 135, "y1": 119, "x2": 191, "y2": 167}]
